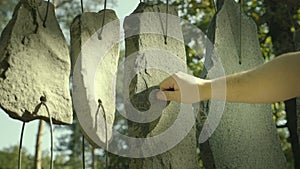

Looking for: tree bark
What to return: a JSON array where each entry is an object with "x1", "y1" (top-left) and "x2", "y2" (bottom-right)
[
  {"x1": 285, "y1": 98, "x2": 300, "y2": 168},
  {"x1": 264, "y1": 0, "x2": 300, "y2": 168},
  {"x1": 34, "y1": 120, "x2": 44, "y2": 169},
  {"x1": 91, "y1": 147, "x2": 97, "y2": 169}
]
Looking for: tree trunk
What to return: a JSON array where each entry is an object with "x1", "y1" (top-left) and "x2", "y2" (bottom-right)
[
  {"x1": 91, "y1": 147, "x2": 97, "y2": 169},
  {"x1": 295, "y1": 25, "x2": 300, "y2": 157},
  {"x1": 206, "y1": 0, "x2": 286, "y2": 168},
  {"x1": 34, "y1": 120, "x2": 44, "y2": 169},
  {"x1": 285, "y1": 98, "x2": 300, "y2": 168},
  {"x1": 124, "y1": 2, "x2": 198, "y2": 169}
]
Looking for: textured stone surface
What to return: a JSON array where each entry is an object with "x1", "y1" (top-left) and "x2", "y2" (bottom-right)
[
  {"x1": 208, "y1": 0, "x2": 286, "y2": 168},
  {"x1": 0, "y1": 1, "x2": 72, "y2": 124},
  {"x1": 71, "y1": 10, "x2": 120, "y2": 145},
  {"x1": 124, "y1": 3, "x2": 198, "y2": 168}
]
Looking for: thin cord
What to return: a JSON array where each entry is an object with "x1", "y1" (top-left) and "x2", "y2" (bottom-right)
[
  {"x1": 239, "y1": 0, "x2": 242, "y2": 64},
  {"x1": 40, "y1": 96, "x2": 54, "y2": 169},
  {"x1": 81, "y1": 0, "x2": 84, "y2": 13},
  {"x1": 18, "y1": 122, "x2": 26, "y2": 169},
  {"x1": 164, "y1": 0, "x2": 169, "y2": 45},
  {"x1": 43, "y1": 0, "x2": 51, "y2": 27},
  {"x1": 82, "y1": 135, "x2": 86, "y2": 169},
  {"x1": 98, "y1": 0, "x2": 107, "y2": 40},
  {"x1": 98, "y1": 99, "x2": 108, "y2": 169},
  {"x1": 103, "y1": 0, "x2": 107, "y2": 10}
]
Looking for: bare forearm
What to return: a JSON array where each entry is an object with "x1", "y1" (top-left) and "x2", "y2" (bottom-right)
[{"x1": 206, "y1": 52, "x2": 300, "y2": 103}]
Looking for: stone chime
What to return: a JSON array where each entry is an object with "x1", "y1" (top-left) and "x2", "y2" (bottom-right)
[
  {"x1": 0, "y1": 0, "x2": 73, "y2": 124},
  {"x1": 71, "y1": 2, "x2": 198, "y2": 168},
  {"x1": 0, "y1": 0, "x2": 73, "y2": 168},
  {"x1": 122, "y1": 2, "x2": 198, "y2": 168},
  {"x1": 202, "y1": 0, "x2": 286, "y2": 168},
  {"x1": 0, "y1": 0, "x2": 195, "y2": 168},
  {"x1": 71, "y1": 8, "x2": 120, "y2": 146}
]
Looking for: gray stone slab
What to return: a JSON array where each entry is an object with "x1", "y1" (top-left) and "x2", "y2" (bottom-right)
[
  {"x1": 208, "y1": 0, "x2": 286, "y2": 168},
  {"x1": 124, "y1": 3, "x2": 198, "y2": 168},
  {"x1": 71, "y1": 10, "x2": 120, "y2": 145},
  {"x1": 0, "y1": 1, "x2": 72, "y2": 124}
]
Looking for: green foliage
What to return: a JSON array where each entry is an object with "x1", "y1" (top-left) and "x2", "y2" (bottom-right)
[
  {"x1": 0, "y1": 146, "x2": 34, "y2": 169},
  {"x1": 0, "y1": 0, "x2": 17, "y2": 31},
  {"x1": 186, "y1": 46, "x2": 204, "y2": 76},
  {"x1": 172, "y1": 0, "x2": 216, "y2": 32},
  {"x1": 55, "y1": 116, "x2": 84, "y2": 168},
  {"x1": 171, "y1": 0, "x2": 213, "y2": 77},
  {"x1": 56, "y1": 0, "x2": 103, "y2": 33},
  {"x1": 0, "y1": 145, "x2": 72, "y2": 169},
  {"x1": 272, "y1": 101, "x2": 295, "y2": 169}
]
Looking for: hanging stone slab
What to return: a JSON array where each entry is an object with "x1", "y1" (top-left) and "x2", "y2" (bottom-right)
[
  {"x1": 123, "y1": 3, "x2": 198, "y2": 168},
  {"x1": 0, "y1": 0, "x2": 72, "y2": 124},
  {"x1": 207, "y1": 0, "x2": 286, "y2": 168},
  {"x1": 71, "y1": 10, "x2": 120, "y2": 146}
]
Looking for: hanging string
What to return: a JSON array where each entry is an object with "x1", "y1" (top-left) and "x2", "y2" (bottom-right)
[
  {"x1": 98, "y1": 0, "x2": 107, "y2": 40},
  {"x1": 40, "y1": 96, "x2": 54, "y2": 169},
  {"x1": 98, "y1": 99, "x2": 109, "y2": 169},
  {"x1": 82, "y1": 135, "x2": 86, "y2": 169},
  {"x1": 43, "y1": 0, "x2": 51, "y2": 27},
  {"x1": 164, "y1": 0, "x2": 169, "y2": 45},
  {"x1": 239, "y1": 0, "x2": 242, "y2": 64},
  {"x1": 81, "y1": 0, "x2": 84, "y2": 13},
  {"x1": 18, "y1": 122, "x2": 26, "y2": 169}
]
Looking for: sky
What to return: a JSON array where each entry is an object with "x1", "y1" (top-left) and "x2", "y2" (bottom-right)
[{"x1": 0, "y1": 0, "x2": 140, "y2": 155}]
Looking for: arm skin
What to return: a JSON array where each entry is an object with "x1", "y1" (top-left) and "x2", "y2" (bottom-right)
[{"x1": 158, "y1": 51, "x2": 300, "y2": 104}]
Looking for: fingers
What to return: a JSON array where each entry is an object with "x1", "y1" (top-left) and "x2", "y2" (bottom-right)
[
  {"x1": 158, "y1": 72, "x2": 182, "y2": 102},
  {"x1": 158, "y1": 71, "x2": 203, "y2": 103},
  {"x1": 156, "y1": 90, "x2": 181, "y2": 102},
  {"x1": 159, "y1": 75, "x2": 177, "y2": 91}
]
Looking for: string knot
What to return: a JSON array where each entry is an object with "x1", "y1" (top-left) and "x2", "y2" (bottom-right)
[{"x1": 40, "y1": 96, "x2": 47, "y2": 102}]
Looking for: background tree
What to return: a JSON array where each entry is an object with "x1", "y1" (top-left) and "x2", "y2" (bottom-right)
[
  {"x1": 0, "y1": 146, "x2": 34, "y2": 169},
  {"x1": 34, "y1": 120, "x2": 44, "y2": 169},
  {"x1": 263, "y1": 1, "x2": 300, "y2": 168}
]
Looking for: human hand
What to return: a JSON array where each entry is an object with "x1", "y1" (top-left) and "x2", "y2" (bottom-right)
[{"x1": 157, "y1": 72, "x2": 211, "y2": 103}]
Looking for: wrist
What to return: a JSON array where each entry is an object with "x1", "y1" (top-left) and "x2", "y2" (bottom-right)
[{"x1": 198, "y1": 79, "x2": 212, "y2": 101}]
